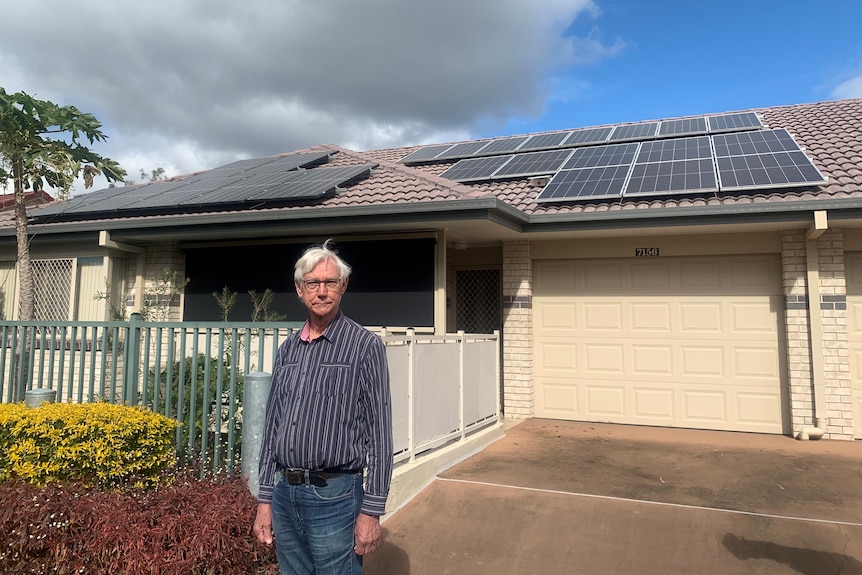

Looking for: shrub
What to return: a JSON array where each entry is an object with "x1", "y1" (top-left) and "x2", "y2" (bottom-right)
[
  {"x1": 0, "y1": 402, "x2": 178, "y2": 489},
  {"x1": 147, "y1": 354, "x2": 245, "y2": 467},
  {"x1": 0, "y1": 472, "x2": 279, "y2": 575}
]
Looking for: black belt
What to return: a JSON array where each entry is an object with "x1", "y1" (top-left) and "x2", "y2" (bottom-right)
[{"x1": 282, "y1": 468, "x2": 360, "y2": 486}]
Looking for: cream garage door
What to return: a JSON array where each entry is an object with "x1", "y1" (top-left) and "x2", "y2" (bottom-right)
[
  {"x1": 845, "y1": 253, "x2": 862, "y2": 439},
  {"x1": 534, "y1": 254, "x2": 786, "y2": 433}
]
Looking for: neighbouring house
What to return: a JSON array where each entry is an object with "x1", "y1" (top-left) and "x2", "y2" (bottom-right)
[{"x1": 1, "y1": 98, "x2": 861, "y2": 440}]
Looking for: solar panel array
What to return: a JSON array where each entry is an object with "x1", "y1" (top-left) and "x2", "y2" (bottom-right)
[
  {"x1": 400, "y1": 112, "x2": 765, "y2": 165},
  {"x1": 534, "y1": 129, "x2": 825, "y2": 203},
  {"x1": 33, "y1": 152, "x2": 376, "y2": 219}
]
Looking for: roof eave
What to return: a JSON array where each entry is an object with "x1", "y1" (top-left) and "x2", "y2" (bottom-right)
[{"x1": 526, "y1": 196, "x2": 862, "y2": 232}]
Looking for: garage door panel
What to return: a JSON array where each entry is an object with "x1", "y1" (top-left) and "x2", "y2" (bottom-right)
[
  {"x1": 682, "y1": 390, "x2": 728, "y2": 423},
  {"x1": 583, "y1": 263, "x2": 623, "y2": 290},
  {"x1": 536, "y1": 342, "x2": 576, "y2": 373},
  {"x1": 584, "y1": 303, "x2": 623, "y2": 330},
  {"x1": 680, "y1": 261, "x2": 722, "y2": 289},
  {"x1": 680, "y1": 302, "x2": 723, "y2": 332},
  {"x1": 736, "y1": 392, "x2": 783, "y2": 426},
  {"x1": 633, "y1": 387, "x2": 675, "y2": 419},
  {"x1": 681, "y1": 346, "x2": 725, "y2": 377},
  {"x1": 537, "y1": 382, "x2": 579, "y2": 416},
  {"x1": 584, "y1": 344, "x2": 625, "y2": 374},
  {"x1": 631, "y1": 262, "x2": 671, "y2": 289},
  {"x1": 631, "y1": 303, "x2": 672, "y2": 331},
  {"x1": 586, "y1": 385, "x2": 626, "y2": 416},
  {"x1": 734, "y1": 347, "x2": 780, "y2": 379},
  {"x1": 535, "y1": 302, "x2": 576, "y2": 332},
  {"x1": 731, "y1": 301, "x2": 779, "y2": 333},
  {"x1": 535, "y1": 255, "x2": 785, "y2": 433},
  {"x1": 730, "y1": 260, "x2": 777, "y2": 290},
  {"x1": 631, "y1": 345, "x2": 673, "y2": 375},
  {"x1": 536, "y1": 263, "x2": 575, "y2": 293}
]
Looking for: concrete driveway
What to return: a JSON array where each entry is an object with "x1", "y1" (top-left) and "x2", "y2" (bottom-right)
[{"x1": 367, "y1": 419, "x2": 862, "y2": 575}]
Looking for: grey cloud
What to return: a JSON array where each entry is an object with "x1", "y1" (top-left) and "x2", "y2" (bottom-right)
[{"x1": 0, "y1": 0, "x2": 616, "y2": 174}]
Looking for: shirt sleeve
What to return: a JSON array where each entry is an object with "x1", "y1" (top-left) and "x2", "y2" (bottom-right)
[{"x1": 358, "y1": 335, "x2": 393, "y2": 516}]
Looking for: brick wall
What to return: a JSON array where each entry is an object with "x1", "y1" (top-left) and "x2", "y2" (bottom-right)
[
  {"x1": 122, "y1": 243, "x2": 186, "y2": 322},
  {"x1": 502, "y1": 240, "x2": 533, "y2": 418},
  {"x1": 781, "y1": 229, "x2": 853, "y2": 440}
]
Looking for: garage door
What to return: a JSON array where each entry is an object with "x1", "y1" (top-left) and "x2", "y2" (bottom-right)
[
  {"x1": 534, "y1": 254, "x2": 786, "y2": 433},
  {"x1": 845, "y1": 253, "x2": 862, "y2": 439}
]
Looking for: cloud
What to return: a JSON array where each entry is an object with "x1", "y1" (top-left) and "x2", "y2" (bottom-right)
[
  {"x1": 0, "y1": 0, "x2": 620, "y2": 176},
  {"x1": 832, "y1": 70, "x2": 862, "y2": 99}
]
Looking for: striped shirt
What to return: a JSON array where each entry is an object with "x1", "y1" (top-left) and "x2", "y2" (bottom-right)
[{"x1": 257, "y1": 312, "x2": 393, "y2": 516}]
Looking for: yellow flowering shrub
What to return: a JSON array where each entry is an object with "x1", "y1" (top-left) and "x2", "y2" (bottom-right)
[{"x1": 0, "y1": 402, "x2": 178, "y2": 489}]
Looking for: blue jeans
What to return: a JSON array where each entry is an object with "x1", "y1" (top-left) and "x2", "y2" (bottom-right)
[{"x1": 271, "y1": 473, "x2": 364, "y2": 575}]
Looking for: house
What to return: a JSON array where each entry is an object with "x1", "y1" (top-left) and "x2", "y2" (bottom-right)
[{"x1": 1, "y1": 98, "x2": 861, "y2": 440}]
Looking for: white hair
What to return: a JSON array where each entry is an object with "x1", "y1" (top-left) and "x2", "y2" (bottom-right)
[{"x1": 293, "y1": 239, "x2": 352, "y2": 284}]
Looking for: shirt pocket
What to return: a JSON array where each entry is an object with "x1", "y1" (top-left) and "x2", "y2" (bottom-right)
[
  {"x1": 314, "y1": 363, "x2": 352, "y2": 396},
  {"x1": 275, "y1": 362, "x2": 301, "y2": 392}
]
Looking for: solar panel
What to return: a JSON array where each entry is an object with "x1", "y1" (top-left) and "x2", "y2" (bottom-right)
[
  {"x1": 562, "y1": 127, "x2": 613, "y2": 146},
  {"x1": 712, "y1": 129, "x2": 826, "y2": 191},
  {"x1": 473, "y1": 137, "x2": 529, "y2": 155},
  {"x1": 517, "y1": 131, "x2": 571, "y2": 151},
  {"x1": 60, "y1": 185, "x2": 169, "y2": 213},
  {"x1": 635, "y1": 136, "x2": 713, "y2": 163},
  {"x1": 536, "y1": 165, "x2": 631, "y2": 202},
  {"x1": 212, "y1": 156, "x2": 280, "y2": 173},
  {"x1": 491, "y1": 149, "x2": 574, "y2": 178},
  {"x1": 658, "y1": 117, "x2": 708, "y2": 137},
  {"x1": 627, "y1": 137, "x2": 717, "y2": 197},
  {"x1": 707, "y1": 112, "x2": 762, "y2": 133},
  {"x1": 434, "y1": 141, "x2": 495, "y2": 160},
  {"x1": 562, "y1": 143, "x2": 639, "y2": 169},
  {"x1": 32, "y1": 185, "x2": 130, "y2": 216},
  {"x1": 245, "y1": 165, "x2": 374, "y2": 201},
  {"x1": 438, "y1": 155, "x2": 514, "y2": 182},
  {"x1": 400, "y1": 144, "x2": 455, "y2": 164},
  {"x1": 125, "y1": 181, "x2": 222, "y2": 209},
  {"x1": 213, "y1": 151, "x2": 331, "y2": 175},
  {"x1": 608, "y1": 122, "x2": 659, "y2": 142},
  {"x1": 178, "y1": 165, "x2": 374, "y2": 206},
  {"x1": 624, "y1": 159, "x2": 718, "y2": 197}
]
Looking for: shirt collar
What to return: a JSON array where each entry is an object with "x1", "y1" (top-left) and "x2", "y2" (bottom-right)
[{"x1": 299, "y1": 311, "x2": 344, "y2": 342}]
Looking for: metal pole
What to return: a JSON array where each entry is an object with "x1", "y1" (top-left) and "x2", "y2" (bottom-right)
[{"x1": 241, "y1": 371, "x2": 272, "y2": 497}]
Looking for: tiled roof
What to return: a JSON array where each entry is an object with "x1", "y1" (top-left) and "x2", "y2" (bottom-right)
[
  {"x1": 365, "y1": 98, "x2": 862, "y2": 217},
  {"x1": 18, "y1": 98, "x2": 862, "y2": 233}
]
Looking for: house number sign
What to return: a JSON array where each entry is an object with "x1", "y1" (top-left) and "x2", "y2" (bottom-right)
[{"x1": 635, "y1": 247, "x2": 660, "y2": 257}]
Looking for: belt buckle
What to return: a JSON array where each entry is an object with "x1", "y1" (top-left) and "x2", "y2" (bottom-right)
[{"x1": 284, "y1": 469, "x2": 306, "y2": 485}]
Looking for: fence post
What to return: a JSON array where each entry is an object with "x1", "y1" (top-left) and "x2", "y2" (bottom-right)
[
  {"x1": 242, "y1": 371, "x2": 272, "y2": 497},
  {"x1": 124, "y1": 313, "x2": 142, "y2": 404}
]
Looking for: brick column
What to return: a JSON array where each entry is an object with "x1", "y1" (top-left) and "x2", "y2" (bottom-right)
[
  {"x1": 502, "y1": 240, "x2": 533, "y2": 418},
  {"x1": 781, "y1": 230, "x2": 812, "y2": 435},
  {"x1": 818, "y1": 230, "x2": 853, "y2": 439},
  {"x1": 781, "y1": 229, "x2": 853, "y2": 440},
  {"x1": 144, "y1": 243, "x2": 187, "y2": 322}
]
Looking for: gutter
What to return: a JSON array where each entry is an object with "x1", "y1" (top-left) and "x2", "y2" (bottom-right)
[
  {"x1": 527, "y1": 196, "x2": 862, "y2": 231},
  {"x1": 797, "y1": 210, "x2": 829, "y2": 440},
  {"x1": 8, "y1": 197, "x2": 528, "y2": 239}
]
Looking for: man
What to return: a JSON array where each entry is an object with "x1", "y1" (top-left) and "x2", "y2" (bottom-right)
[{"x1": 254, "y1": 240, "x2": 393, "y2": 575}]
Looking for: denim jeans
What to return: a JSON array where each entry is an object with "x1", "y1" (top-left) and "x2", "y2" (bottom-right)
[{"x1": 271, "y1": 473, "x2": 364, "y2": 575}]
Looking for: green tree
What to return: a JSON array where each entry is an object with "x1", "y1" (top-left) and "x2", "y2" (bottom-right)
[{"x1": 0, "y1": 88, "x2": 126, "y2": 319}]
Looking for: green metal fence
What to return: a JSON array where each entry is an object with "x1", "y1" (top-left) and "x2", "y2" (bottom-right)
[{"x1": 0, "y1": 316, "x2": 302, "y2": 473}]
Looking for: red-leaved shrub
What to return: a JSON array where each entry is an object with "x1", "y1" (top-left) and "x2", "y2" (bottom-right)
[{"x1": 0, "y1": 471, "x2": 278, "y2": 575}]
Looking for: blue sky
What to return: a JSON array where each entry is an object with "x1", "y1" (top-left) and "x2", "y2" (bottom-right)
[
  {"x1": 1, "y1": 1, "x2": 861, "y2": 185},
  {"x1": 491, "y1": 1, "x2": 862, "y2": 136}
]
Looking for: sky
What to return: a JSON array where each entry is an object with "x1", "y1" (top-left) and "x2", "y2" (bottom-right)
[{"x1": 1, "y1": 0, "x2": 861, "y2": 191}]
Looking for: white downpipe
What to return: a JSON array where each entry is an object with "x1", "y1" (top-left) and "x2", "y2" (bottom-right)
[{"x1": 798, "y1": 237, "x2": 827, "y2": 440}]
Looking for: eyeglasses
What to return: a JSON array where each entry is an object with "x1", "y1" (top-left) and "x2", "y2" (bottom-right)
[{"x1": 301, "y1": 278, "x2": 342, "y2": 291}]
